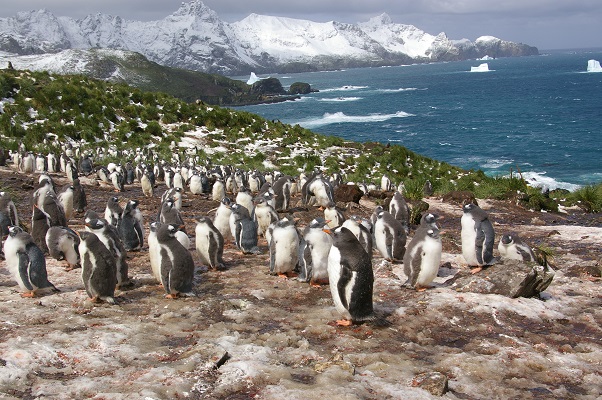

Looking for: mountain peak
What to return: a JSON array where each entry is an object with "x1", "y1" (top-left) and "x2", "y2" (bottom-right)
[
  {"x1": 172, "y1": 0, "x2": 213, "y2": 17},
  {"x1": 368, "y1": 13, "x2": 392, "y2": 25}
]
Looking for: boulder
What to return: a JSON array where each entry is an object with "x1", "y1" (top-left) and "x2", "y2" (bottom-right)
[
  {"x1": 288, "y1": 82, "x2": 313, "y2": 95},
  {"x1": 334, "y1": 184, "x2": 363, "y2": 204},
  {"x1": 445, "y1": 259, "x2": 555, "y2": 298},
  {"x1": 411, "y1": 372, "x2": 448, "y2": 396},
  {"x1": 250, "y1": 77, "x2": 286, "y2": 95}
]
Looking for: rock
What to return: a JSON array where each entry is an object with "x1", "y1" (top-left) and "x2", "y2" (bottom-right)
[
  {"x1": 445, "y1": 259, "x2": 555, "y2": 298},
  {"x1": 411, "y1": 371, "x2": 448, "y2": 396},
  {"x1": 441, "y1": 191, "x2": 477, "y2": 206},
  {"x1": 250, "y1": 77, "x2": 286, "y2": 95},
  {"x1": 288, "y1": 82, "x2": 313, "y2": 95},
  {"x1": 334, "y1": 184, "x2": 363, "y2": 204}
]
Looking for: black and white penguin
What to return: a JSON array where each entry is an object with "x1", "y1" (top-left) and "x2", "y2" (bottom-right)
[
  {"x1": 252, "y1": 196, "x2": 279, "y2": 238},
  {"x1": 148, "y1": 222, "x2": 163, "y2": 283},
  {"x1": 78, "y1": 154, "x2": 94, "y2": 175},
  {"x1": 212, "y1": 178, "x2": 226, "y2": 202},
  {"x1": 141, "y1": 171, "x2": 154, "y2": 197},
  {"x1": 213, "y1": 197, "x2": 232, "y2": 240},
  {"x1": 341, "y1": 215, "x2": 373, "y2": 257},
  {"x1": 160, "y1": 198, "x2": 185, "y2": 231},
  {"x1": 327, "y1": 226, "x2": 374, "y2": 326},
  {"x1": 373, "y1": 210, "x2": 406, "y2": 262},
  {"x1": 104, "y1": 196, "x2": 122, "y2": 227},
  {"x1": 299, "y1": 217, "x2": 332, "y2": 285},
  {"x1": 71, "y1": 178, "x2": 87, "y2": 214},
  {"x1": 389, "y1": 191, "x2": 410, "y2": 234},
  {"x1": 32, "y1": 178, "x2": 55, "y2": 208},
  {"x1": 31, "y1": 205, "x2": 51, "y2": 254},
  {"x1": 498, "y1": 233, "x2": 536, "y2": 262},
  {"x1": 118, "y1": 200, "x2": 144, "y2": 251},
  {"x1": 79, "y1": 231, "x2": 117, "y2": 304},
  {"x1": 272, "y1": 175, "x2": 294, "y2": 212},
  {"x1": 194, "y1": 216, "x2": 225, "y2": 270},
  {"x1": 96, "y1": 165, "x2": 111, "y2": 183},
  {"x1": 156, "y1": 223, "x2": 195, "y2": 298},
  {"x1": 420, "y1": 212, "x2": 440, "y2": 230},
  {"x1": 58, "y1": 184, "x2": 74, "y2": 222},
  {"x1": 109, "y1": 169, "x2": 125, "y2": 192},
  {"x1": 324, "y1": 202, "x2": 346, "y2": 228},
  {"x1": 0, "y1": 191, "x2": 20, "y2": 234},
  {"x1": 46, "y1": 226, "x2": 81, "y2": 270},
  {"x1": 187, "y1": 171, "x2": 204, "y2": 195},
  {"x1": 403, "y1": 227, "x2": 442, "y2": 291},
  {"x1": 305, "y1": 174, "x2": 335, "y2": 208},
  {"x1": 41, "y1": 190, "x2": 68, "y2": 227},
  {"x1": 268, "y1": 218, "x2": 300, "y2": 277},
  {"x1": 230, "y1": 203, "x2": 260, "y2": 254},
  {"x1": 235, "y1": 186, "x2": 254, "y2": 216},
  {"x1": 85, "y1": 218, "x2": 131, "y2": 289},
  {"x1": 461, "y1": 203, "x2": 496, "y2": 272},
  {"x1": 3, "y1": 226, "x2": 58, "y2": 297},
  {"x1": 161, "y1": 187, "x2": 183, "y2": 211}
]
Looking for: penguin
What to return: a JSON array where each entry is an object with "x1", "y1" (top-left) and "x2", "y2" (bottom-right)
[
  {"x1": 272, "y1": 175, "x2": 294, "y2": 212},
  {"x1": 306, "y1": 175, "x2": 335, "y2": 208},
  {"x1": 72, "y1": 178, "x2": 87, "y2": 213},
  {"x1": 341, "y1": 215, "x2": 373, "y2": 257},
  {"x1": 187, "y1": 171, "x2": 204, "y2": 195},
  {"x1": 461, "y1": 203, "x2": 496, "y2": 272},
  {"x1": 173, "y1": 171, "x2": 185, "y2": 191},
  {"x1": 389, "y1": 191, "x2": 410, "y2": 234},
  {"x1": 373, "y1": 210, "x2": 406, "y2": 262},
  {"x1": 20, "y1": 152, "x2": 35, "y2": 173},
  {"x1": 41, "y1": 191, "x2": 68, "y2": 227},
  {"x1": 230, "y1": 203, "x2": 260, "y2": 254},
  {"x1": 102, "y1": 196, "x2": 121, "y2": 227},
  {"x1": 85, "y1": 218, "x2": 131, "y2": 289},
  {"x1": 35, "y1": 153, "x2": 47, "y2": 172},
  {"x1": 125, "y1": 162, "x2": 136, "y2": 185},
  {"x1": 235, "y1": 186, "x2": 254, "y2": 216},
  {"x1": 109, "y1": 170, "x2": 125, "y2": 192},
  {"x1": 32, "y1": 178, "x2": 55, "y2": 208},
  {"x1": 160, "y1": 198, "x2": 185, "y2": 230},
  {"x1": 47, "y1": 152, "x2": 58, "y2": 173},
  {"x1": 252, "y1": 196, "x2": 279, "y2": 238},
  {"x1": 78, "y1": 154, "x2": 94, "y2": 175},
  {"x1": 118, "y1": 200, "x2": 144, "y2": 251},
  {"x1": 194, "y1": 216, "x2": 225, "y2": 270},
  {"x1": 327, "y1": 226, "x2": 374, "y2": 326},
  {"x1": 31, "y1": 205, "x2": 51, "y2": 254},
  {"x1": 148, "y1": 222, "x2": 163, "y2": 283},
  {"x1": 65, "y1": 160, "x2": 78, "y2": 183},
  {"x1": 79, "y1": 231, "x2": 117, "y2": 304},
  {"x1": 95, "y1": 165, "x2": 111, "y2": 183},
  {"x1": 213, "y1": 197, "x2": 232, "y2": 240},
  {"x1": 324, "y1": 202, "x2": 346, "y2": 229},
  {"x1": 403, "y1": 227, "x2": 442, "y2": 291},
  {"x1": 141, "y1": 172, "x2": 154, "y2": 197},
  {"x1": 498, "y1": 233, "x2": 536, "y2": 262},
  {"x1": 0, "y1": 191, "x2": 19, "y2": 232},
  {"x1": 268, "y1": 218, "x2": 300, "y2": 277},
  {"x1": 299, "y1": 217, "x2": 332, "y2": 285},
  {"x1": 3, "y1": 226, "x2": 59, "y2": 297},
  {"x1": 370, "y1": 205, "x2": 384, "y2": 232},
  {"x1": 212, "y1": 178, "x2": 226, "y2": 202},
  {"x1": 156, "y1": 223, "x2": 195, "y2": 298},
  {"x1": 381, "y1": 174, "x2": 392, "y2": 192},
  {"x1": 161, "y1": 187, "x2": 183, "y2": 211},
  {"x1": 46, "y1": 226, "x2": 81, "y2": 270},
  {"x1": 420, "y1": 212, "x2": 440, "y2": 230},
  {"x1": 57, "y1": 184, "x2": 75, "y2": 222}
]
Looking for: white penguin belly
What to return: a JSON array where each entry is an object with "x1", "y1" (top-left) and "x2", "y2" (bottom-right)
[
  {"x1": 327, "y1": 248, "x2": 350, "y2": 317},
  {"x1": 461, "y1": 215, "x2": 479, "y2": 265},
  {"x1": 273, "y1": 228, "x2": 298, "y2": 273},
  {"x1": 148, "y1": 233, "x2": 161, "y2": 282},
  {"x1": 3, "y1": 238, "x2": 28, "y2": 289},
  {"x1": 414, "y1": 237, "x2": 442, "y2": 287}
]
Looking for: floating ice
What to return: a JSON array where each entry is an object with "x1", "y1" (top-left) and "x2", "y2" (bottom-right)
[
  {"x1": 586, "y1": 59, "x2": 602, "y2": 72},
  {"x1": 480, "y1": 55, "x2": 494, "y2": 60},
  {"x1": 470, "y1": 63, "x2": 490, "y2": 72},
  {"x1": 247, "y1": 72, "x2": 262, "y2": 84}
]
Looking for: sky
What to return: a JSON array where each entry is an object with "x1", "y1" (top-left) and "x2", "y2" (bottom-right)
[{"x1": 1, "y1": 0, "x2": 601, "y2": 50}]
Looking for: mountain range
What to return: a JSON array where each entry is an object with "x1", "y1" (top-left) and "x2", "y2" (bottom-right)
[{"x1": 0, "y1": 0, "x2": 538, "y2": 75}]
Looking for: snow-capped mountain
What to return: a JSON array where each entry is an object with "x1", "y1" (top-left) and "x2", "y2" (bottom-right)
[{"x1": 0, "y1": 1, "x2": 538, "y2": 75}]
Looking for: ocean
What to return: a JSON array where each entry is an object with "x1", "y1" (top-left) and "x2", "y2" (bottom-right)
[{"x1": 235, "y1": 48, "x2": 602, "y2": 191}]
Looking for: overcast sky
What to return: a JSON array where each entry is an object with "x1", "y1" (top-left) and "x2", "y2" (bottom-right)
[{"x1": 1, "y1": 0, "x2": 601, "y2": 50}]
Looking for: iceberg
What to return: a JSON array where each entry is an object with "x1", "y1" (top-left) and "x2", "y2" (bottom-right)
[
  {"x1": 470, "y1": 63, "x2": 490, "y2": 72},
  {"x1": 586, "y1": 59, "x2": 602, "y2": 72},
  {"x1": 480, "y1": 55, "x2": 494, "y2": 60},
  {"x1": 247, "y1": 72, "x2": 261, "y2": 84}
]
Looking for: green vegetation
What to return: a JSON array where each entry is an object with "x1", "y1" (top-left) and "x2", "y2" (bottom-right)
[{"x1": 1, "y1": 68, "x2": 599, "y2": 213}]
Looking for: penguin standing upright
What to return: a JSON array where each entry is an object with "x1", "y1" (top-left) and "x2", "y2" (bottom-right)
[
  {"x1": 161, "y1": 187, "x2": 183, "y2": 211},
  {"x1": 324, "y1": 202, "x2": 346, "y2": 228},
  {"x1": 41, "y1": 191, "x2": 67, "y2": 227},
  {"x1": 118, "y1": 200, "x2": 144, "y2": 251},
  {"x1": 306, "y1": 175, "x2": 335, "y2": 208},
  {"x1": 213, "y1": 197, "x2": 232, "y2": 240},
  {"x1": 71, "y1": 178, "x2": 87, "y2": 214},
  {"x1": 235, "y1": 186, "x2": 254, "y2": 216},
  {"x1": 148, "y1": 222, "x2": 162, "y2": 283},
  {"x1": 85, "y1": 218, "x2": 131, "y2": 289},
  {"x1": 389, "y1": 191, "x2": 410, "y2": 234},
  {"x1": 498, "y1": 233, "x2": 536, "y2": 262},
  {"x1": 252, "y1": 196, "x2": 279, "y2": 238},
  {"x1": 374, "y1": 210, "x2": 406, "y2": 262},
  {"x1": 79, "y1": 231, "x2": 117, "y2": 304},
  {"x1": 212, "y1": 179, "x2": 226, "y2": 202},
  {"x1": 46, "y1": 226, "x2": 80, "y2": 270},
  {"x1": 230, "y1": 203, "x2": 260, "y2": 254},
  {"x1": 160, "y1": 198, "x2": 185, "y2": 231},
  {"x1": 0, "y1": 191, "x2": 19, "y2": 230},
  {"x1": 104, "y1": 196, "x2": 122, "y2": 227},
  {"x1": 403, "y1": 226, "x2": 442, "y2": 291},
  {"x1": 327, "y1": 226, "x2": 374, "y2": 326},
  {"x1": 461, "y1": 203, "x2": 496, "y2": 272},
  {"x1": 268, "y1": 219, "x2": 300, "y2": 277},
  {"x1": 194, "y1": 216, "x2": 225, "y2": 270},
  {"x1": 141, "y1": 172, "x2": 154, "y2": 197},
  {"x1": 299, "y1": 217, "x2": 332, "y2": 285},
  {"x1": 272, "y1": 176, "x2": 294, "y2": 212},
  {"x1": 31, "y1": 205, "x2": 51, "y2": 254},
  {"x1": 156, "y1": 223, "x2": 195, "y2": 298},
  {"x1": 3, "y1": 226, "x2": 58, "y2": 297},
  {"x1": 341, "y1": 215, "x2": 373, "y2": 257},
  {"x1": 58, "y1": 184, "x2": 75, "y2": 221}
]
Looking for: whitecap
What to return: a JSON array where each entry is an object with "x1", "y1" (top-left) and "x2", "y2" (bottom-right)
[
  {"x1": 318, "y1": 97, "x2": 362, "y2": 102},
  {"x1": 520, "y1": 171, "x2": 581, "y2": 192},
  {"x1": 296, "y1": 111, "x2": 413, "y2": 129},
  {"x1": 375, "y1": 87, "x2": 425, "y2": 93},
  {"x1": 320, "y1": 85, "x2": 369, "y2": 92}
]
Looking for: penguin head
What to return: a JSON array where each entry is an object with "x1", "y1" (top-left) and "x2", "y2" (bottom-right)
[
  {"x1": 8, "y1": 226, "x2": 23, "y2": 237},
  {"x1": 195, "y1": 216, "x2": 211, "y2": 224},
  {"x1": 150, "y1": 221, "x2": 161, "y2": 232},
  {"x1": 421, "y1": 213, "x2": 439, "y2": 225},
  {"x1": 463, "y1": 203, "x2": 477, "y2": 212},
  {"x1": 309, "y1": 217, "x2": 329, "y2": 229},
  {"x1": 85, "y1": 218, "x2": 105, "y2": 231},
  {"x1": 426, "y1": 229, "x2": 441, "y2": 240},
  {"x1": 501, "y1": 234, "x2": 514, "y2": 245},
  {"x1": 221, "y1": 197, "x2": 232, "y2": 206}
]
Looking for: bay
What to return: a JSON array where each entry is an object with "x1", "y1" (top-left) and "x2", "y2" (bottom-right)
[{"x1": 235, "y1": 48, "x2": 602, "y2": 190}]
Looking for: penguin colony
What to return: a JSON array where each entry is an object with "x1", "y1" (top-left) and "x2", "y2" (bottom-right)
[{"x1": 0, "y1": 145, "x2": 545, "y2": 325}]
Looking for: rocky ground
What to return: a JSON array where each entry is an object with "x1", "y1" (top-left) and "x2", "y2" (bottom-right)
[{"x1": 0, "y1": 165, "x2": 600, "y2": 399}]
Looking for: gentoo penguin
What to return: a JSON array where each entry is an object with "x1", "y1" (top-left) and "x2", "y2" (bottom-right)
[
  {"x1": 194, "y1": 216, "x2": 225, "y2": 270},
  {"x1": 272, "y1": 176, "x2": 294, "y2": 211},
  {"x1": 141, "y1": 172, "x2": 154, "y2": 197},
  {"x1": 41, "y1": 191, "x2": 68, "y2": 227},
  {"x1": 109, "y1": 170, "x2": 125, "y2": 192},
  {"x1": 187, "y1": 171, "x2": 204, "y2": 195},
  {"x1": 230, "y1": 203, "x2": 260, "y2": 254},
  {"x1": 381, "y1": 174, "x2": 392, "y2": 192},
  {"x1": 3, "y1": 226, "x2": 58, "y2": 297},
  {"x1": 0, "y1": 191, "x2": 19, "y2": 232},
  {"x1": 47, "y1": 152, "x2": 58, "y2": 173},
  {"x1": 374, "y1": 210, "x2": 406, "y2": 262},
  {"x1": 78, "y1": 154, "x2": 94, "y2": 175},
  {"x1": 252, "y1": 196, "x2": 279, "y2": 238},
  {"x1": 72, "y1": 178, "x2": 87, "y2": 213},
  {"x1": 403, "y1": 227, "x2": 442, "y2": 291},
  {"x1": 46, "y1": 226, "x2": 81, "y2": 270},
  {"x1": 235, "y1": 186, "x2": 254, "y2": 216},
  {"x1": 148, "y1": 222, "x2": 163, "y2": 283},
  {"x1": 161, "y1": 187, "x2": 183, "y2": 211},
  {"x1": 324, "y1": 202, "x2": 345, "y2": 228},
  {"x1": 104, "y1": 196, "x2": 122, "y2": 227},
  {"x1": 118, "y1": 200, "x2": 144, "y2": 251},
  {"x1": 299, "y1": 218, "x2": 332, "y2": 285},
  {"x1": 156, "y1": 223, "x2": 195, "y2": 298},
  {"x1": 32, "y1": 178, "x2": 55, "y2": 208},
  {"x1": 461, "y1": 203, "x2": 496, "y2": 272},
  {"x1": 213, "y1": 197, "x2": 232, "y2": 240},
  {"x1": 160, "y1": 198, "x2": 185, "y2": 231},
  {"x1": 327, "y1": 226, "x2": 374, "y2": 326},
  {"x1": 57, "y1": 184, "x2": 75, "y2": 221},
  {"x1": 389, "y1": 191, "x2": 410, "y2": 234},
  {"x1": 498, "y1": 233, "x2": 536, "y2": 262},
  {"x1": 35, "y1": 153, "x2": 47, "y2": 172},
  {"x1": 79, "y1": 231, "x2": 117, "y2": 304},
  {"x1": 212, "y1": 179, "x2": 226, "y2": 202},
  {"x1": 20, "y1": 152, "x2": 35, "y2": 173},
  {"x1": 306, "y1": 174, "x2": 335, "y2": 208},
  {"x1": 341, "y1": 215, "x2": 373, "y2": 257},
  {"x1": 85, "y1": 218, "x2": 131, "y2": 289},
  {"x1": 31, "y1": 205, "x2": 51, "y2": 254},
  {"x1": 420, "y1": 212, "x2": 440, "y2": 230},
  {"x1": 370, "y1": 205, "x2": 384, "y2": 232},
  {"x1": 268, "y1": 218, "x2": 299, "y2": 277},
  {"x1": 95, "y1": 165, "x2": 111, "y2": 183}
]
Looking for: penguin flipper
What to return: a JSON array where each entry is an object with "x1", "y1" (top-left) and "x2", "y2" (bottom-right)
[{"x1": 17, "y1": 251, "x2": 35, "y2": 291}]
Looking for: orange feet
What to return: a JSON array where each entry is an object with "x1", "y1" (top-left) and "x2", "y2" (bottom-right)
[
  {"x1": 165, "y1": 293, "x2": 179, "y2": 299},
  {"x1": 470, "y1": 267, "x2": 483, "y2": 274},
  {"x1": 335, "y1": 319, "x2": 353, "y2": 327},
  {"x1": 20, "y1": 291, "x2": 36, "y2": 298}
]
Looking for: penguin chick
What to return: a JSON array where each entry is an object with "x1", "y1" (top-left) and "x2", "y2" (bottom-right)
[
  {"x1": 498, "y1": 233, "x2": 536, "y2": 262},
  {"x1": 461, "y1": 203, "x2": 497, "y2": 272},
  {"x1": 194, "y1": 216, "x2": 225, "y2": 270},
  {"x1": 79, "y1": 231, "x2": 117, "y2": 304},
  {"x1": 374, "y1": 210, "x2": 406, "y2": 262},
  {"x1": 269, "y1": 219, "x2": 300, "y2": 278},
  {"x1": 104, "y1": 196, "x2": 122, "y2": 227},
  {"x1": 299, "y1": 217, "x2": 332, "y2": 285},
  {"x1": 403, "y1": 227, "x2": 442, "y2": 291},
  {"x1": 156, "y1": 223, "x2": 195, "y2": 298},
  {"x1": 46, "y1": 226, "x2": 81, "y2": 270}
]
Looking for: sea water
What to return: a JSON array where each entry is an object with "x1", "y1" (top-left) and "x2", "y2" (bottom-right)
[{"x1": 235, "y1": 49, "x2": 602, "y2": 190}]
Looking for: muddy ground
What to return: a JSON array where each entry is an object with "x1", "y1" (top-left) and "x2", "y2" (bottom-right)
[{"x1": 0, "y1": 166, "x2": 600, "y2": 399}]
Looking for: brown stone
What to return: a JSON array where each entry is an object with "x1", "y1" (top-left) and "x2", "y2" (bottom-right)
[
  {"x1": 334, "y1": 184, "x2": 363, "y2": 204},
  {"x1": 412, "y1": 372, "x2": 449, "y2": 396}
]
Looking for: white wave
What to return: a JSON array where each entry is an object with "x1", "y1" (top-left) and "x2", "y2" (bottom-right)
[
  {"x1": 318, "y1": 97, "x2": 362, "y2": 102},
  {"x1": 376, "y1": 87, "x2": 425, "y2": 92},
  {"x1": 520, "y1": 171, "x2": 581, "y2": 192},
  {"x1": 481, "y1": 158, "x2": 514, "y2": 169},
  {"x1": 297, "y1": 111, "x2": 414, "y2": 129},
  {"x1": 320, "y1": 85, "x2": 368, "y2": 92}
]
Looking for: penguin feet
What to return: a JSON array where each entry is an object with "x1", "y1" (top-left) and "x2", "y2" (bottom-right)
[
  {"x1": 335, "y1": 319, "x2": 353, "y2": 327},
  {"x1": 415, "y1": 286, "x2": 429, "y2": 292},
  {"x1": 20, "y1": 291, "x2": 36, "y2": 298},
  {"x1": 165, "y1": 293, "x2": 179, "y2": 299},
  {"x1": 470, "y1": 267, "x2": 483, "y2": 274}
]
